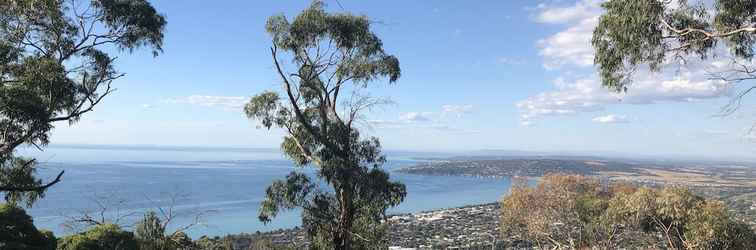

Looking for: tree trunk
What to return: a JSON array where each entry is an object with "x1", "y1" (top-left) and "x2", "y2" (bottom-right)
[{"x1": 335, "y1": 186, "x2": 354, "y2": 250}]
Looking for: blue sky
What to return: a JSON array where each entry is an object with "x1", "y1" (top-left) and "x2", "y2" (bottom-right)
[{"x1": 48, "y1": 0, "x2": 756, "y2": 160}]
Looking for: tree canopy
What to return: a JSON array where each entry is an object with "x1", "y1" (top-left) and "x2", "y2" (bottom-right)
[
  {"x1": 0, "y1": 0, "x2": 165, "y2": 206},
  {"x1": 245, "y1": 1, "x2": 405, "y2": 249},
  {"x1": 593, "y1": 0, "x2": 756, "y2": 94},
  {"x1": 57, "y1": 223, "x2": 138, "y2": 250},
  {"x1": 0, "y1": 203, "x2": 56, "y2": 250}
]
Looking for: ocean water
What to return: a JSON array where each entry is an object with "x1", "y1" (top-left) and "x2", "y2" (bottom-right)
[{"x1": 16, "y1": 146, "x2": 514, "y2": 238}]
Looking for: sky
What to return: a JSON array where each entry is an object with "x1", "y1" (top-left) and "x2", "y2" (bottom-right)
[{"x1": 47, "y1": 0, "x2": 756, "y2": 160}]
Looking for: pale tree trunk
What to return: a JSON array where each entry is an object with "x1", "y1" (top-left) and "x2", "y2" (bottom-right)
[{"x1": 335, "y1": 186, "x2": 354, "y2": 250}]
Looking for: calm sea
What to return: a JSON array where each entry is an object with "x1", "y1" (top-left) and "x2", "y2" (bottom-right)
[{"x1": 16, "y1": 145, "x2": 513, "y2": 238}]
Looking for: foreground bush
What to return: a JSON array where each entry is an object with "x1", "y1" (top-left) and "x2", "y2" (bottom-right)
[
  {"x1": 501, "y1": 174, "x2": 756, "y2": 249},
  {"x1": 0, "y1": 203, "x2": 56, "y2": 250},
  {"x1": 134, "y1": 211, "x2": 197, "y2": 250},
  {"x1": 57, "y1": 224, "x2": 138, "y2": 250}
]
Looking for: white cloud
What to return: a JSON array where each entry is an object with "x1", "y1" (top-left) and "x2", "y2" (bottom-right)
[
  {"x1": 399, "y1": 112, "x2": 432, "y2": 123},
  {"x1": 142, "y1": 104, "x2": 154, "y2": 109},
  {"x1": 535, "y1": 0, "x2": 601, "y2": 24},
  {"x1": 441, "y1": 104, "x2": 474, "y2": 118},
  {"x1": 535, "y1": 0, "x2": 604, "y2": 69},
  {"x1": 367, "y1": 119, "x2": 479, "y2": 134},
  {"x1": 368, "y1": 105, "x2": 476, "y2": 132},
  {"x1": 592, "y1": 114, "x2": 630, "y2": 124},
  {"x1": 427, "y1": 124, "x2": 481, "y2": 134},
  {"x1": 519, "y1": 0, "x2": 736, "y2": 125},
  {"x1": 163, "y1": 95, "x2": 247, "y2": 109},
  {"x1": 367, "y1": 119, "x2": 402, "y2": 129},
  {"x1": 517, "y1": 77, "x2": 612, "y2": 121},
  {"x1": 517, "y1": 70, "x2": 732, "y2": 122},
  {"x1": 538, "y1": 15, "x2": 597, "y2": 69},
  {"x1": 520, "y1": 120, "x2": 534, "y2": 127},
  {"x1": 497, "y1": 57, "x2": 526, "y2": 65}
]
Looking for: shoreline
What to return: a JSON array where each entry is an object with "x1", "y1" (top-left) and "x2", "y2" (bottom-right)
[{"x1": 203, "y1": 202, "x2": 506, "y2": 249}]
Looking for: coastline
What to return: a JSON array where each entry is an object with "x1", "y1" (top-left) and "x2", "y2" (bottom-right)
[{"x1": 204, "y1": 202, "x2": 508, "y2": 249}]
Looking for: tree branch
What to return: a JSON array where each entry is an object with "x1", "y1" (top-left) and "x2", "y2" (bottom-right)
[
  {"x1": 272, "y1": 45, "x2": 347, "y2": 158},
  {"x1": 0, "y1": 168, "x2": 64, "y2": 192},
  {"x1": 661, "y1": 19, "x2": 756, "y2": 40}
]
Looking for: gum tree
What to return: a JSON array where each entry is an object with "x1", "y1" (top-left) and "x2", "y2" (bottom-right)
[
  {"x1": 0, "y1": 0, "x2": 165, "y2": 206},
  {"x1": 245, "y1": 1, "x2": 406, "y2": 249},
  {"x1": 592, "y1": 0, "x2": 756, "y2": 113}
]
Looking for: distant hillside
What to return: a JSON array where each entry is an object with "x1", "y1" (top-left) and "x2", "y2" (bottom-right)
[{"x1": 397, "y1": 158, "x2": 640, "y2": 177}]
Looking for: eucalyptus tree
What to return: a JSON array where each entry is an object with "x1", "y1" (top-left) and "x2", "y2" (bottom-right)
[
  {"x1": 592, "y1": 0, "x2": 756, "y2": 111},
  {"x1": 245, "y1": 1, "x2": 405, "y2": 249},
  {"x1": 0, "y1": 0, "x2": 165, "y2": 206}
]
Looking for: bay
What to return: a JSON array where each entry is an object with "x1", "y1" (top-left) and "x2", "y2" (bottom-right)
[{"x1": 17, "y1": 145, "x2": 513, "y2": 238}]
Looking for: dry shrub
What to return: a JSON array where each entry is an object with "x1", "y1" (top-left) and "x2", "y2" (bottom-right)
[{"x1": 501, "y1": 174, "x2": 756, "y2": 249}]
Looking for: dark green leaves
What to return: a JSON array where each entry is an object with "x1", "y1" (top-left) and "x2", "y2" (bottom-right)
[
  {"x1": 592, "y1": 0, "x2": 666, "y2": 92},
  {"x1": 0, "y1": 204, "x2": 56, "y2": 250},
  {"x1": 94, "y1": 0, "x2": 167, "y2": 56},
  {"x1": 258, "y1": 172, "x2": 315, "y2": 223},
  {"x1": 0, "y1": 158, "x2": 44, "y2": 206},
  {"x1": 593, "y1": 0, "x2": 756, "y2": 92},
  {"x1": 715, "y1": 0, "x2": 756, "y2": 58},
  {"x1": 251, "y1": 1, "x2": 405, "y2": 247},
  {"x1": 245, "y1": 91, "x2": 287, "y2": 129},
  {"x1": 0, "y1": 0, "x2": 166, "y2": 206},
  {"x1": 264, "y1": 1, "x2": 400, "y2": 86}
]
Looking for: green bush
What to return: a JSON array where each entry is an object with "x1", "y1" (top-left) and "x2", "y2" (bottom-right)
[
  {"x1": 0, "y1": 203, "x2": 56, "y2": 250},
  {"x1": 135, "y1": 211, "x2": 170, "y2": 250},
  {"x1": 134, "y1": 211, "x2": 197, "y2": 250},
  {"x1": 194, "y1": 236, "x2": 233, "y2": 250},
  {"x1": 57, "y1": 224, "x2": 138, "y2": 250}
]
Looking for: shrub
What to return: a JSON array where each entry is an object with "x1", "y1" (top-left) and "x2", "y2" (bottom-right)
[
  {"x1": 500, "y1": 174, "x2": 615, "y2": 248},
  {"x1": 57, "y1": 224, "x2": 138, "y2": 250},
  {"x1": 501, "y1": 174, "x2": 756, "y2": 249},
  {"x1": 135, "y1": 211, "x2": 173, "y2": 250},
  {"x1": 607, "y1": 186, "x2": 756, "y2": 249},
  {"x1": 0, "y1": 203, "x2": 56, "y2": 250}
]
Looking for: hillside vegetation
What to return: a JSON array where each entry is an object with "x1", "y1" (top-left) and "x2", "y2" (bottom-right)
[{"x1": 501, "y1": 174, "x2": 756, "y2": 249}]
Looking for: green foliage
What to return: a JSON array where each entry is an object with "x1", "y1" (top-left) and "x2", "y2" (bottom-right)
[
  {"x1": 592, "y1": 0, "x2": 756, "y2": 92},
  {"x1": 606, "y1": 186, "x2": 756, "y2": 249},
  {"x1": 194, "y1": 236, "x2": 233, "y2": 250},
  {"x1": 135, "y1": 211, "x2": 172, "y2": 250},
  {"x1": 134, "y1": 211, "x2": 197, "y2": 250},
  {"x1": 685, "y1": 201, "x2": 756, "y2": 249},
  {"x1": 714, "y1": 0, "x2": 756, "y2": 58},
  {"x1": 246, "y1": 1, "x2": 405, "y2": 248},
  {"x1": 57, "y1": 224, "x2": 138, "y2": 250},
  {"x1": 501, "y1": 174, "x2": 756, "y2": 249},
  {"x1": 0, "y1": 203, "x2": 56, "y2": 250},
  {"x1": 592, "y1": 0, "x2": 667, "y2": 92},
  {"x1": 500, "y1": 174, "x2": 615, "y2": 248},
  {"x1": 0, "y1": 0, "x2": 165, "y2": 205}
]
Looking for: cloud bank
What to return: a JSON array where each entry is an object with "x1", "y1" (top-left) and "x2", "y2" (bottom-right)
[
  {"x1": 518, "y1": 0, "x2": 734, "y2": 125},
  {"x1": 163, "y1": 95, "x2": 248, "y2": 110}
]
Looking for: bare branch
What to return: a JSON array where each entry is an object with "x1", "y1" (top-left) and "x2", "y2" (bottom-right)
[
  {"x1": 0, "y1": 160, "x2": 64, "y2": 193},
  {"x1": 272, "y1": 45, "x2": 348, "y2": 158},
  {"x1": 661, "y1": 19, "x2": 756, "y2": 40}
]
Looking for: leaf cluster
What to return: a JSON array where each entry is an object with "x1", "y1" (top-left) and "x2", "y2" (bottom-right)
[
  {"x1": 593, "y1": 0, "x2": 756, "y2": 91},
  {"x1": 246, "y1": 1, "x2": 405, "y2": 247},
  {"x1": 0, "y1": 0, "x2": 165, "y2": 205}
]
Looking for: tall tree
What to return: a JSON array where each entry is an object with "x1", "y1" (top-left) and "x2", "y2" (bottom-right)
[
  {"x1": 0, "y1": 0, "x2": 165, "y2": 206},
  {"x1": 592, "y1": 0, "x2": 756, "y2": 113},
  {"x1": 245, "y1": 1, "x2": 406, "y2": 249}
]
